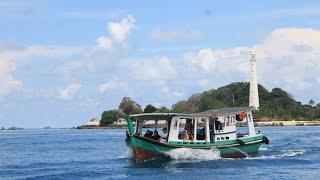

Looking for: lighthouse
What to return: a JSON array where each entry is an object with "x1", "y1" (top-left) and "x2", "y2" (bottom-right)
[{"x1": 249, "y1": 51, "x2": 259, "y2": 110}]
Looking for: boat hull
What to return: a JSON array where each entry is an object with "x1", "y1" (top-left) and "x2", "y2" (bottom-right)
[{"x1": 127, "y1": 134, "x2": 265, "y2": 162}]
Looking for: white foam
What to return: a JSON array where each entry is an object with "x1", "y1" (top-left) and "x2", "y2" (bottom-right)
[
  {"x1": 118, "y1": 149, "x2": 133, "y2": 159},
  {"x1": 165, "y1": 148, "x2": 221, "y2": 161},
  {"x1": 278, "y1": 150, "x2": 305, "y2": 158},
  {"x1": 249, "y1": 149, "x2": 305, "y2": 160},
  {"x1": 259, "y1": 146, "x2": 268, "y2": 151}
]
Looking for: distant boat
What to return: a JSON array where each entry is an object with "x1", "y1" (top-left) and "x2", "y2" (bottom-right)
[
  {"x1": 43, "y1": 126, "x2": 51, "y2": 129},
  {"x1": 1, "y1": 127, "x2": 5, "y2": 130}
]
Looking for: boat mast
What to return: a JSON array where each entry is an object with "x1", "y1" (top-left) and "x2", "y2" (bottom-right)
[{"x1": 249, "y1": 51, "x2": 259, "y2": 110}]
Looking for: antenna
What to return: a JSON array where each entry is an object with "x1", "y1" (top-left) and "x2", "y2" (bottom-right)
[{"x1": 249, "y1": 51, "x2": 259, "y2": 110}]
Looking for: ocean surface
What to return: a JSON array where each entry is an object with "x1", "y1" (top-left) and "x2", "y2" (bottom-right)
[{"x1": 0, "y1": 126, "x2": 319, "y2": 180}]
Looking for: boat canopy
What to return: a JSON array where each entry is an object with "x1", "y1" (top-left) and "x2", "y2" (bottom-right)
[
  {"x1": 193, "y1": 107, "x2": 250, "y2": 117},
  {"x1": 129, "y1": 107, "x2": 251, "y2": 121},
  {"x1": 129, "y1": 113, "x2": 183, "y2": 121}
]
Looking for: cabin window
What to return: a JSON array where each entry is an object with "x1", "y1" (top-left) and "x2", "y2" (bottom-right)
[
  {"x1": 178, "y1": 118, "x2": 194, "y2": 140},
  {"x1": 226, "y1": 137, "x2": 229, "y2": 140},
  {"x1": 217, "y1": 137, "x2": 220, "y2": 141},
  {"x1": 196, "y1": 118, "x2": 206, "y2": 140},
  {"x1": 221, "y1": 137, "x2": 225, "y2": 140}
]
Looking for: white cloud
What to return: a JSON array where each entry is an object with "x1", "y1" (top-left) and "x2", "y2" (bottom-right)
[
  {"x1": 184, "y1": 48, "x2": 216, "y2": 72},
  {"x1": 149, "y1": 28, "x2": 203, "y2": 42},
  {"x1": 97, "y1": 36, "x2": 113, "y2": 50},
  {"x1": 130, "y1": 56, "x2": 177, "y2": 81},
  {"x1": 58, "y1": 83, "x2": 82, "y2": 100},
  {"x1": 96, "y1": 14, "x2": 136, "y2": 51},
  {"x1": 99, "y1": 80, "x2": 128, "y2": 93},
  {"x1": 0, "y1": 60, "x2": 22, "y2": 98},
  {"x1": 107, "y1": 14, "x2": 135, "y2": 42}
]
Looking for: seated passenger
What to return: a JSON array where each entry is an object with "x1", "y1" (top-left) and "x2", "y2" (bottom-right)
[
  {"x1": 143, "y1": 130, "x2": 153, "y2": 138},
  {"x1": 161, "y1": 127, "x2": 168, "y2": 139},
  {"x1": 197, "y1": 127, "x2": 205, "y2": 140},
  {"x1": 182, "y1": 130, "x2": 189, "y2": 140},
  {"x1": 151, "y1": 130, "x2": 161, "y2": 140},
  {"x1": 188, "y1": 133, "x2": 194, "y2": 141},
  {"x1": 215, "y1": 120, "x2": 222, "y2": 130}
]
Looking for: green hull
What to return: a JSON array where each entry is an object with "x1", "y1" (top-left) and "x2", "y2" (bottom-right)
[{"x1": 127, "y1": 134, "x2": 265, "y2": 162}]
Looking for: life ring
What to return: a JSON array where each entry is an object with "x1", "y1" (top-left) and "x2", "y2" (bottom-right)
[{"x1": 238, "y1": 112, "x2": 247, "y2": 121}]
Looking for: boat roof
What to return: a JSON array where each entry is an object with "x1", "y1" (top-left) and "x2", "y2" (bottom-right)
[
  {"x1": 129, "y1": 107, "x2": 250, "y2": 121},
  {"x1": 192, "y1": 107, "x2": 250, "y2": 117}
]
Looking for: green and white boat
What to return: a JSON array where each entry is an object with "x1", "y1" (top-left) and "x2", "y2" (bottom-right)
[
  {"x1": 125, "y1": 107, "x2": 269, "y2": 162},
  {"x1": 125, "y1": 52, "x2": 269, "y2": 162}
]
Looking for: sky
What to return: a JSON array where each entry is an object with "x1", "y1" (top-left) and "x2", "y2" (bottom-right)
[{"x1": 1, "y1": 0, "x2": 320, "y2": 128}]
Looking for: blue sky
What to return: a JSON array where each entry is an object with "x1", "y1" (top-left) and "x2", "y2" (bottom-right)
[{"x1": 1, "y1": 0, "x2": 320, "y2": 128}]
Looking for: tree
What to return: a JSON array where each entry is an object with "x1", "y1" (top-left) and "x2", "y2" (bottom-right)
[
  {"x1": 100, "y1": 109, "x2": 120, "y2": 126},
  {"x1": 309, "y1": 99, "x2": 315, "y2": 107},
  {"x1": 156, "y1": 106, "x2": 171, "y2": 113},
  {"x1": 144, "y1": 104, "x2": 158, "y2": 113},
  {"x1": 118, "y1": 97, "x2": 143, "y2": 115}
]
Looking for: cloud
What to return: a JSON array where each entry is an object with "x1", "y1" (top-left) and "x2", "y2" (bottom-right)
[
  {"x1": 184, "y1": 48, "x2": 216, "y2": 72},
  {"x1": 155, "y1": 27, "x2": 319, "y2": 103},
  {"x1": 99, "y1": 80, "x2": 128, "y2": 93},
  {"x1": 130, "y1": 56, "x2": 177, "y2": 81},
  {"x1": 107, "y1": 14, "x2": 135, "y2": 42},
  {"x1": 149, "y1": 28, "x2": 203, "y2": 42},
  {"x1": 58, "y1": 83, "x2": 82, "y2": 100},
  {"x1": 0, "y1": 60, "x2": 22, "y2": 98},
  {"x1": 96, "y1": 14, "x2": 136, "y2": 51}
]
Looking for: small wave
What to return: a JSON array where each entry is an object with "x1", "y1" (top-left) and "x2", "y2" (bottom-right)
[
  {"x1": 259, "y1": 147, "x2": 268, "y2": 151},
  {"x1": 118, "y1": 149, "x2": 133, "y2": 159},
  {"x1": 249, "y1": 149, "x2": 305, "y2": 160},
  {"x1": 165, "y1": 148, "x2": 221, "y2": 161},
  {"x1": 278, "y1": 150, "x2": 305, "y2": 158}
]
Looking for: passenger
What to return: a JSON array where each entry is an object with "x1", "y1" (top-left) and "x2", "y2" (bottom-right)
[
  {"x1": 182, "y1": 130, "x2": 189, "y2": 140},
  {"x1": 161, "y1": 127, "x2": 168, "y2": 139},
  {"x1": 159, "y1": 128, "x2": 168, "y2": 143},
  {"x1": 184, "y1": 119, "x2": 192, "y2": 133},
  {"x1": 197, "y1": 127, "x2": 205, "y2": 140},
  {"x1": 143, "y1": 130, "x2": 153, "y2": 138},
  {"x1": 215, "y1": 120, "x2": 222, "y2": 130},
  {"x1": 151, "y1": 130, "x2": 161, "y2": 140},
  {"x1": 188, "y1": 132, "x2": 194, "y2": 141}
]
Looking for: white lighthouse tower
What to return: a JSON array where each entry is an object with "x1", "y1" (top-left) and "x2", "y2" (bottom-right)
[{"x1": 249, "y1": 51, "x2": 259, "y2": 110}]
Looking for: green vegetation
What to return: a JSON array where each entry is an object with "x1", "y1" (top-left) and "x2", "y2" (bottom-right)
[
  {"x1": 100, "y1": 110, "x2": 121, "y2": 126},
  {"x1": 172, "y1": 82, "x2": 320, "y2": 121},
  {"x1": 100, "y1": 82, "x2": 320, "y2": 126},
  {"x1": 144, "y1": 104, "x2": 157, "y2": 113}
]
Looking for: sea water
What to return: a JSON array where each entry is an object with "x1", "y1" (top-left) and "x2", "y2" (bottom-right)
[{"x1": 0, "y1": 126, "x2": 319, "y2": 179}]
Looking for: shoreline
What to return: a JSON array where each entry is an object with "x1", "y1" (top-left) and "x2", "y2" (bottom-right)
[{"x1": 2, "y1": 120, "x2": 319, "y2": 130}]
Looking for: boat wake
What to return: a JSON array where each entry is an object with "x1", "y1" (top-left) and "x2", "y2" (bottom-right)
[
  {"x1": 249, "y1": 149, "x2": 306, "y2": 160},
  {"x1": 165, "y1": 148, "x2": 221, "y2": 161}
]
